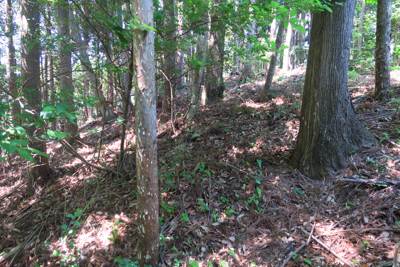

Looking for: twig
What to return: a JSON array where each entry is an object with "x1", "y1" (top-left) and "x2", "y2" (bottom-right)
[
  {"x1": 394, "y1": 241, "x2": 400, "y2": 267},
  {"x1": 300, "y1": 228, "x2": 354, "y2": 267},
  {"x1": 340, "y1": 178, "x2": 400, "y2": 186},
  {"x1": 319, "y1": 228, "x2": 400, "y2": 236},
  {"x1": 280, "y1": 219, "x2": 316, "y2": 267}
]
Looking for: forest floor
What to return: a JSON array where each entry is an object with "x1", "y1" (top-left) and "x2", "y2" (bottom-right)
[{"x1": 1, "y1": 68, "x2": 400, "y2": 267}]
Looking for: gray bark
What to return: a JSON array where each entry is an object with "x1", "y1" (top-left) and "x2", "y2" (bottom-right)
[
  {"x1": 374, "y1": 0, "x2": 392, "y2": 100},
  {"x1": 187, "y1": 34, "x2": 204, "y2": 120},
  {"x1": 282, "y1": 20, "x2": 292, "y2": 72},
  {"x1": 289, "y1": 0, "x2": 377, "y2": 179},
  {"x1": 358, "y1": 0, "x2": 366, "y2": 52},
  {"x1": 133, "y1": 0, "x2": 159, "y2": 265}
]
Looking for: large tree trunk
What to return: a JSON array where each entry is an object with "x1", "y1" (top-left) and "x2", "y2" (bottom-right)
[
  {"x1": 5, "y1": 0, "x2": 19, "y2": 125},
  {"x1": 289, "y1": 0, "x2": 377, "y2": 179},
  {"x1": 374, "y1": 0, "x2": 392, "y2": 100},
  {"x1": 69, "y1": 10, "x2": 116, "y2": 121},
  {"x1": 57, "y1": 1, "x2": 78, "y2": 143},
  {"x1": 133, "y1": 0, "x2": 159, "y2": 265},
  {"x1": 205, "y1": 0, "x2": 226, "y2": 104},
  {"x1": 282, "y1": 20, "x2": 292, "y2": 72},
  {"x1": 21, "y1": 0, "x2": 50, "y2": 193},
  {"x1": 160, "y1": 0, "x2": 176, "y2": 124},
  {"x1": 259, "y1": 21, "x2": 285, "y2": 102}
]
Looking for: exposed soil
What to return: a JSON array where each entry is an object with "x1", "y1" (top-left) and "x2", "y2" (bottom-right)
[{"x1": 1, "y1": 68, "x2": 400, "y2": 267}]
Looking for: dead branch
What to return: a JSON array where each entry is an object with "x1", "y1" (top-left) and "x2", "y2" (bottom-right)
[
  {"x1": 341, "y1": 178, "x2": 400, "y2": 186},
  {"x1": 319, "y1": 228, "x2": 400, "y2": 236},
  {"x1": 300, "y1": 228, "x2": 354, "y2": 267},
  {"x1": 394, "y1": 241, "x2": 400, "y2": 267}
]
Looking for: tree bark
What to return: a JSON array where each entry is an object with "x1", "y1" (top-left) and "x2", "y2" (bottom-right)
[
  {"x1": 21, "y1": 0, "x2": 50, "y2": 191},
  {"x1": 57, "y1": 1, "x2": 78, "y2": 143},
  {"x1": 289, "y1": 0, "x2": 377, "y2": 179},
  {"x1": 133, "y1": 0, "x2": 159, "y2": 265},
  {"x1": 282, "y1": 19, "x2": 292, "y2": 72},
  {"x1": 5, "y1": 0, "x2": 19, "y2": 125},
  {"x1": 176, "y1": 0, "x2": 184, "y2": 90},
  {"x1": 160, "y1": 0, "x2": 176, "y2": 124},
  {"x1": 205, "y1": 0, "x2": 226, "y2": 104},
  {"x1": 259, "y1": 21, "x2": 285, "y2": 102},
  {"x1": 374, "y1": 0, "x2": 392, "y2": 100}
]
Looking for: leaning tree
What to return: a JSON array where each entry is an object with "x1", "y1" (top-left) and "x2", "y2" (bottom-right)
[{"x1": 290, "y1": 0, "x2": 377, "y2": 179}]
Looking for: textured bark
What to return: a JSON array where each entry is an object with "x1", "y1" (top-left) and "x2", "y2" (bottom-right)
[
  {"x1": 133, "y1": 0, "x2": 159, "y2": 265},
  {"x1": 5, "y1": 0, "x2": 19, "y2": 125},
  {"x1": 205, "y1": 0, "x2": 226, "y2": 104},
  {"x1": 57, "y1": 1, "x2": 78, "y2": 143},
  {"x1": 282, "y1": 21, "x2": 292, "y2": 72},
  {"x1": 21, "y1": 0, "x2": 50, "y2": 190},
  {"x1": 69, "y1": 10, "x2": 116, "y2": 121},
  {"x1": 160, "y1": 0, "x2": 176, "y2": 124},
  {"x1": 358, "y1": 0, "x2": 366, "y2": 52},
  {"x1": 200, "y1": 30, "x2": 209, "y2": 105},
  {"x1": 374, "y1": 0, "x2": 392, "y2": 100},
  {"x1": 187, "y1": 34, "x2": 204, "y2": 120},
  {"x1": 240, "y1": 17, "x2": 256, "y2": 83},
  {"x1": 46, "y1": 5, "x2": 56, "y2": 131},
  {"x1": 270, "y1": 18, "x2": 277, "y2": 41},
  {"x1": 290, "y1": 0, "x2": 377, "y2": 179},
  {"x1": 259, "y1": 21, "x2": 285, "y2": 102}
]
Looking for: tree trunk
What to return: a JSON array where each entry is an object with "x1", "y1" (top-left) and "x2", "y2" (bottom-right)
[
  {"x1": 374, "y1": 0, "x2": 392, "y2": 100},
  {"x1": 270, "y1": 18, "x2": 277, "y2": 41},
  {"x1": 160, "y1": 0, "x2": 176, "y2": 124},
  {"x1": 358, "y1": 0, "x2": 366, "y2": 52},
  {"x1": 282, "y1": 20, "x2": 292, "y2": 72},
  {"x1": 259, "y1": 21, "x2": 285, "y2": 102},
  {"x1": 240, "y1": 17, "x2": 256, "y2": 83},
  {"x1": 46, "y1": 5, "x2": 56, "y2": 131},
  {"x1": 57, "y1": 1, "x2": 78, "y2": 143},
  {"x1": 205, "y1": 0, "x2": 226, "y2": 104},
  {"x1": 133, "y1": 0, "x2": 159, "y2": 265},
  {"x1": 289, "y1": 0, "x2": 377, "y2": 179},
  {"x1": 69, "y1": 10, "x2": 116, "y2": 121},
  {"x1": 21, "y1": 0, "x2": 50, "y2": 192},
  {"x1": 187, "y1": 34, "x2": 204, "y2": 120},
  {"x1": 176, "y1": 0, "x2": 184, "y2": 90},
  {"x1": 5, "y1": 0, "x2": 19, "y2": 125}
]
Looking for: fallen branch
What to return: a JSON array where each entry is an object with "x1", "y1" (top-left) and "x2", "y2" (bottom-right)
[
  {"x1": 280, "y1": 221, "x2": 316, "y2": 267},
  {"x1": 341, "y1": 178, "x2": 400, "y2": 186},
  {"x1": 300, "y1": 228, "x2": 354, "y2": 267},
  {"x1": 319, "y1": 228, "x2": 400, "y2": 236},
  {"x1": 59, "y1": 139, "x2": 119, "y2": 175}
]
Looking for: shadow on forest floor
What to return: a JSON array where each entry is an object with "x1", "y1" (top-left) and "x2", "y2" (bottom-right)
[{"x1": 1, "y1": 68, "x2": 400, "y2": 267}]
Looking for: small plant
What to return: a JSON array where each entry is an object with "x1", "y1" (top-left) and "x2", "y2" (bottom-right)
[
  {"x1": 220, "y1": 196, "x2": 231, "y2": 206},
  {"x1": 304, "y1": 258, "x2": 312, "y2": 266},
  {"x1": 198, "y1": 199, "x2": 209, "y2": 212},
  {"x1": 293, "y1": 188, "x2": 304, "y2": 196},
  {"x1": 109, "y1": 220, "x2": 121, "y2": 244},
  {"x1": 114, "y1": 256, "x2": 138, "y2": 267},
  {"x1": 181, "y1": 213, "x2": 189, "y2": 222},
  {"x1": 361, "y1": 240, "x2": 371, "y2": 250}
]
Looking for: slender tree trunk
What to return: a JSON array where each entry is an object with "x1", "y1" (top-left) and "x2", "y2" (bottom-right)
[
  {"x1": 160, "y1": 0, "x2": 176, "y2": 124},
  {"x1": 69, "y1": 10, "x2": 116, "y2": 121},
  {"x1": 282, "y1": 20, "x2": 292, "y2": 72},
  {"x1": 176, "y1": 0, "x2": 184, "y2": 90},
  {"x1": 5, "y1": 0, "x2": 19, "y2": 125},
  {"x1": 205, "y1": 0, "x2": 226, "y2": 104},
  {"x1": 200, "y1": 30, "x2": 209, "y2": 105},
  {"x1": 259, "y1": 21, "x2": 285, "y2": 102},
  {"x1": 57, "y1": 1, "x2": 78, "y2": 143},
  {"x1": 270, "y1": 18, "x2": 277, "y2": 41},
  {"x1": 21, "y1": 0, "x2": 50, "y2": 193},
  {"x1": 289, "y1": 0, "x2": 377, "y2": 179},
  {"x1": 374, "y1": 0, "x2": 392, "y2": 100},
  {"x1": 133, "y1": 0, "x2": 159, "y2": 265},
  {"x1": 240, "y1": 16, "x2": 256, "y2": 83},
  {"x1": 358, "y1": 0, "x2": 366, "y2": 52},
  {"x1": 187, "y1": 34, "x2": 204, "y2": 120}
]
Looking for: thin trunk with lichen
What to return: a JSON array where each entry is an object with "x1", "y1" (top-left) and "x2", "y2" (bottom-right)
[
  {"x1": 133, "y1": 0, "x2": 159, "y2": 265},
  {"x1": 289, "y1": 0, "x2": 377, "y2": 179}
]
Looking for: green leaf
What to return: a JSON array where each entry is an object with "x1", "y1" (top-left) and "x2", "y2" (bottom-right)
[
  {"x1": 117, "y1": 117, "x2": 125, "y2": 122},
  {"x1": 26, "y1": 148, "x2": 49, "y2": 158},
  {"x1": 304, "y1": 258, "x2": 312, "y2": 266},
  {"x1": 66, "y1": 213, "x2": 74, "y2": 218},
  {"x1": 17, "y1": 148, "x2": 34, "y2": 162},
  {"x1": 290, "y1": 8, "x2": 296, "y2": 17},
  {"x1": 189, "y1": 260, "x2": 200, "y2": 267},
  {"x1": 228, "y1": 249, "x2": 237, "y2": 258},
  {"x1": 53, "y1": 250, "x2": 61, "y2": 257},
  {"x1": 277, "y1": 7, "x2": 289, "y2": 14},
  {"x1": 181, "y1": 213, "x2": 189, "y2": 222},
  {"x1": 141, "y1": 23, "x2": 157, "y2": 32},
  {"x1": 292, "y1": 23, "x2": 306, "y2": 33},
  {"x1": 10, "y1": 139, "x2": 28, "y2": 147}
]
